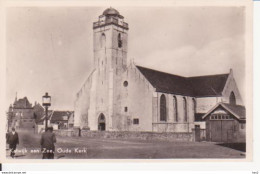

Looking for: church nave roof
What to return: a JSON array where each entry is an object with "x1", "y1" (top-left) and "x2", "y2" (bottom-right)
[{"x1": 136, "y1": 65, "x2": 229, "y2": 97}]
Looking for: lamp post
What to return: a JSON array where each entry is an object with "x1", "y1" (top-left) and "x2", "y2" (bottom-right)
[{"x1": 42, "y1": 92, "x2": 51, "y2": 131}]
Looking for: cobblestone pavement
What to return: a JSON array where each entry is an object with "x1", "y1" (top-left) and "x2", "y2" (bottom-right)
[{"x1": 6, "y1": 129, "x2": 245, "y2": 159}]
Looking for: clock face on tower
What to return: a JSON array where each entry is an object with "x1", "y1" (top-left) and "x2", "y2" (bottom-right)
[{"x1": 118, "y1": 33, "x2": 122, "y2": 48}]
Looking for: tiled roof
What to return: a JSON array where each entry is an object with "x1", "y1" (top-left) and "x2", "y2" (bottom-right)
[
  {"x1": 221, "y1": 103, "x2": 246, "y2": 119},
  {"x1": 136, "y1": 66, "x2": 194, "y2": 96},
  {"x1": 50, "y1": 111, "x2": 72, "y2": 121},
  {"x1": 188, "y1": 74, "x2": 229, "y2": 97},
  {"x1": 136, "y1": 65, "x2": 229, "y2": 97}
]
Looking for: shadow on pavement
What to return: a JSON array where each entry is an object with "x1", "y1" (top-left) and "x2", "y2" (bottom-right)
[{"x1": 216, "y1": 143, "x2": 246, "y2": 152}]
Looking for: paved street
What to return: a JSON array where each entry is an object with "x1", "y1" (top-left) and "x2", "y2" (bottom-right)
[{"x1": 6, "y1": 129, "x2": 245, "y2": 159}]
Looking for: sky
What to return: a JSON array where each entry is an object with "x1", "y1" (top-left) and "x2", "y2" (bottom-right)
[{"x1": 6, "y1": 6, "x2": 246, "y2": 110}]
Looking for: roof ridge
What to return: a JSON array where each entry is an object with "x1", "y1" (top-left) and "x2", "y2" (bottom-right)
[
  {"x1": 187, "y1": 73, "x2": 229, "y2": 79},
  {"x1": 136, "y1": 65, "x2": 187, "y2": 78},
  {"x1": 136, "y1": 64, "x2": 229, "y2": 79}
]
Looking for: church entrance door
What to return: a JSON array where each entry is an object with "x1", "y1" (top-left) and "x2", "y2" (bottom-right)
[{"x1": 98, "y1": 113, "x2": 106, "y2": 131}]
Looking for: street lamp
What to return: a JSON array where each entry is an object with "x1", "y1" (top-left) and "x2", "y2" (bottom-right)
[{"x1": 42, "y1": 92, "x2": 51, "y2": 131}]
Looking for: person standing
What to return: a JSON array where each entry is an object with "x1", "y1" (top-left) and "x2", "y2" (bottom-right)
[
  {"x1": 7, "y1": 127, "x2": 19, "y2": 158},
  {"x1": 40, "y1": 127, "x2": 56, "y2": 159}
]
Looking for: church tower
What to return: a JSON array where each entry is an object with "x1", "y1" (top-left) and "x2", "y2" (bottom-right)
[
  {"x1": 91, "y1": 8, "x2": 129, "y2": 130},
  {"x1": 93, "y1": 7, "x2": 128, "y2": 73}
]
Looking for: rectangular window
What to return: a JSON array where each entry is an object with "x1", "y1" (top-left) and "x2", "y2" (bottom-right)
[
  {"x1": 133, "y1": 118, "x2": 139, "y2": 125},
  {"x1": 241, "y1": 123, "x2": 245, "y2": 129},
  {"x1": 124, "y1": 107, "x2": 128, "y2": 112}
]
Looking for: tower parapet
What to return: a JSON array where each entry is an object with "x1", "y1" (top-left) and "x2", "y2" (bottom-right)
[{"x1": 93, "y1": 7, "x2": 129, "y2": 30}]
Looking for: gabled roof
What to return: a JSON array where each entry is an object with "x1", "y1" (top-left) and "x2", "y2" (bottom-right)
[
  {"x1": 50, "y1": 111, "x2": 73, "y2": 121},
  {"x1": 202, "y1": 103, "x2": 246, "y2": 120},
  {"x1": 13, "y1": 97, "x2": 32, "y2": 109},
  {"x1": 136, "y1": 65, "x2": 229, "y2": 97},
  {"x1": 33, "y1": 103, "x2": 44, "y2": 110},
  {"x1": 33, "y1": 104, "x2": 45, "y2": 123}
]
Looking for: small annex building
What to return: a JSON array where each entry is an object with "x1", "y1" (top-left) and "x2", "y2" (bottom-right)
[{"x1": 202, "y1": 103, "x2": 246, "y2": 142}]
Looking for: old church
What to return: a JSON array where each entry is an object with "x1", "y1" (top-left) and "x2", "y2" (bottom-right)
[{"x1": 74, "y1": 8, "x2": 243, "y2": 133}]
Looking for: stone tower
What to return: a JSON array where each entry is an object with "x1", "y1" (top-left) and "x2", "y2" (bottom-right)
[
  {"x1": 90, "y1": 8, "x2": 129, "y2": 130},
  {"x1": 93, "y1": 7, "x2": 128, "y2": 73}
]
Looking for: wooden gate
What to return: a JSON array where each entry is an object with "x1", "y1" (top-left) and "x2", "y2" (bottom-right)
[
  {"x1": 209, "y1": 120, "x2": 234, "y2": 142},
  {"x1": 210, "y1": 120, "x2": 222, "y2": 142},
  {"x1": 221, "y1": 120, "x2": 234, "y2": 142}
]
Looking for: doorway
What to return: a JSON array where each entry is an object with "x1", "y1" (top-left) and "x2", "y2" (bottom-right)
[
  {"x1": 195, "y1": 125, "x2": 201, "y2": 142},
  {"x1": 98, "y1": 113, "x2": 106, "y2": 131}
]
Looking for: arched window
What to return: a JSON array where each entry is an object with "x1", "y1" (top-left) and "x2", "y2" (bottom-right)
[
  {"x1": 160, "y1": 94, "x2": 167, "y2": 121},
  {"x1": 229, "y1": 91, "x2": 236, "y2": 105},
  {"x1": 183, "y1": 97, "x2": 188, "y2": 122},
  {"x1": 173, "y1": 96, "x2": 178, "y2": 122},
  {"x1": 100, "y1": 33, "x2": 106, "y2": 48},
  {"x1": 192, "y1": 98, "x2": 196, "y2": 114},
  {"x1": 118, "y1": 33, "x2": 122, "y2": 48}
]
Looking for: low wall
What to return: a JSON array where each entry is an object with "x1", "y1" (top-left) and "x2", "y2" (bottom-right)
[
  {"x1": 54, "y1": 129, "x2": 194, "y2": 142},
  {"x1": 54, "y1": 129, "x2": 79, "y2": 137}
]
